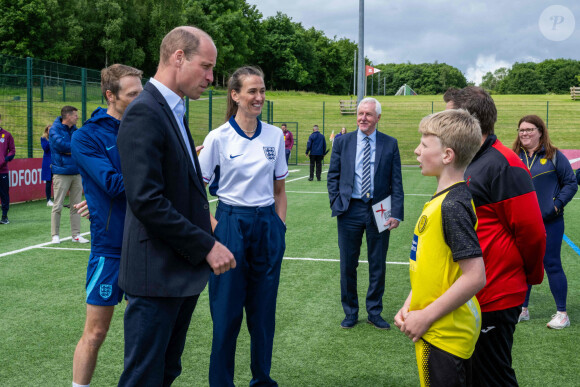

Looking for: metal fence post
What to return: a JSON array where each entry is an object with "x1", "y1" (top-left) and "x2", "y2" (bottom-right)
[
  {"x1": 26, "y1": 57, "x2": 33, "y2": 157},
  {"x1": 63, "y1": 80, "x2": 66, "y2": 102},
  {"x1": 322, "y1": 101, "x2": 325, "y2": 136},
  {"x1": 322, "y1": 101, "x2": 326, "y2": 165},
  {"x1": 40, "y1": 76, "x2": 44, "y2": 102},
  {"x1": 546, "y1": 101, "x2": 549, "y2": 129},
  {"x1": 81, "y1": 68, "x2": 87, "y2": 123},
  {"x1": 208, "y1": 89, "x2": 212, "y2": 132}
]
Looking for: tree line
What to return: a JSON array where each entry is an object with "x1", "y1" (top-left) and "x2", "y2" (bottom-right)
[
  {"x1": 0, "y1": 0, "x2": 471, "y2": 95},
  {"x1": 480, "y1": 59, "x2": 580, "y2": 94},
  {"x1": 3, "y1": 1, "x2": 575, "y2": 95},
  {"x1": 368, "y1": 62, "x2": 468, "y2": 95},
  {"x1": 0, "y1": 0, "x2": 357, "y2": 94}
]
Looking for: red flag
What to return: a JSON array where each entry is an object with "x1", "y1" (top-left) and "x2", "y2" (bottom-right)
[{"x1": 365, "y1": 65, "x2": 381, "y2": 77}]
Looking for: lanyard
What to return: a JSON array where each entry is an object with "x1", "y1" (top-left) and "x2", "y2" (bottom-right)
[{"x1": 522, "y1": 148, "x2": 538, "y2": 170}]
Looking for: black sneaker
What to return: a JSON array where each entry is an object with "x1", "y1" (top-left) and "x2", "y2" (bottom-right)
[
  {"x1": 0, "y1": 217, "x2": 9, "y2": 224},
  {"x1": 308, "y1": 177, "x2": 313, "y2": 181}
]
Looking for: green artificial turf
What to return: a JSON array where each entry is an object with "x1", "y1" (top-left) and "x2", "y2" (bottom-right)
[{"x1": 0, "y1": 166, "x2": 578, "y2": 386}]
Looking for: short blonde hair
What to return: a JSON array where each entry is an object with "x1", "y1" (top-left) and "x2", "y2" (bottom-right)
[{"x1": 419, "y1": 109, "x2": 482, "y2": 169}]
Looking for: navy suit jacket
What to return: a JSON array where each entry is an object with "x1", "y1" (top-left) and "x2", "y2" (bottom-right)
[
  {"x1": 327, "y1": 130, "x2": 404, "y2": 220},
  {"x1": 117, "y1": 82, "x2": 214, "y2": 297}
]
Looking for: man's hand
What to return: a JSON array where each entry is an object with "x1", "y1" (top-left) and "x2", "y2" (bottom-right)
[
  {"x1": 206, "y1": 241, "x2": 236, "y2": 275},
  {"x1": 384, "y1": 218, "x2": 400, "y2": 231},
  {"x1": 74, "y1": 200, "x2": 90, "y2": 218},
  {"x1": 196, "y1": 145, "x2": 204, "y2": 155}
]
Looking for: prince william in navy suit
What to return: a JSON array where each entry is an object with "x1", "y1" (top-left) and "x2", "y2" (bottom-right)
[
  {"x1": 117, "y1": 27, "x2": 235, "y2": 386},
  {"x1": 327, "y1": 97, "x2": 404, "y2": 330}
]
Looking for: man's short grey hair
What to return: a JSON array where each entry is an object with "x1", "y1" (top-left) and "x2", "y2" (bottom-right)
[{"x1": 358, "y1": 97, "x2": 381, "y2": 115}]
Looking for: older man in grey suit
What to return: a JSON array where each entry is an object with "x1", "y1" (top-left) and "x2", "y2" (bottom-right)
[{"x1": 327, "y1": 97, "x2": 404, "y2": 330}]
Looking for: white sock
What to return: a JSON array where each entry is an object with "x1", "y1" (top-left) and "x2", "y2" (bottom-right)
[{"x1": 72, "y1": 383, "x2": 90, "y2": 387}]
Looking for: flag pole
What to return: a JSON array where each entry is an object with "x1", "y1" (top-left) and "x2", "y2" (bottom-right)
[
  {"x1": 357, "y1": 0, "x2": 365, "y2": 103},
  {"x1": 353, "y1": 49, "x2": 357, "y2": 96}
]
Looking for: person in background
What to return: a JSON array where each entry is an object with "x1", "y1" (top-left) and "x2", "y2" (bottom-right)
[
  {"x1": 444, "y1": 87, "x2": 545, "y2": 387},
  {"x1": 335, "y1": 127, "x2": 347, "y2": 140},
  {"x1": 306, "y1": 124, "x2": 327, "y2": 181},
  {"x1": 41, "y1": 125, "x2": 53, "y2": 206},
  {"x1": 282, "y1": 123, "x2": 294, "y2": 165},
  {"x1": 512, "y1": 115, "x2": 577, "y2": 329},
  {"x1": 49, "y1": 105, "x2": 88, "y2": 244},
  {"x1": 0, "y1": 113, "x2": 16, "y2": 224},
  {"x1": 71, "y1": 63, "x2": 143, "y2": 387},
  {"x1": 199, "y1": 65, "x2": 288, "y2": 387}
]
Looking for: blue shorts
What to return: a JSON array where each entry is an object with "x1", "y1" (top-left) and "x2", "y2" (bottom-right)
[{"x1": 85, "y1": 254, "x2": 124, "y2": 306}]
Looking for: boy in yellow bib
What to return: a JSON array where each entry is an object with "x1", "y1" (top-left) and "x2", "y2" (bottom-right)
[{"x1": 395, "y1": 109, "x2": 486, "y2": 387}]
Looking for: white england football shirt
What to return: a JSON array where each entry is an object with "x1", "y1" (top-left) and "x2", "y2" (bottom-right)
[{"x1": 199, "y1": 117, "x2": 288, "y2": 207}]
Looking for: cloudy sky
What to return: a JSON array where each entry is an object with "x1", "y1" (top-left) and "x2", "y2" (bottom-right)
[{"x1": 246, "y1": 0, "x2": 580, "y2": 85}]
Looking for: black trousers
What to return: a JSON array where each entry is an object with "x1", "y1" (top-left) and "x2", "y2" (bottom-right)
[
  {"x1": 309, "y1": 155, "x2": 323, "y2": 180},
  {"x1": 472, "y1": 306, "x2": 521, "y2": 387},
  {"x1": 0, "y1": 173, "x2": 9, "y2": 217}
]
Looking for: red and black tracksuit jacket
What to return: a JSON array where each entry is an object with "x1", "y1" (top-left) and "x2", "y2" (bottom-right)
[{"x1": 464, "y1": 135, "x2": 546, "y2": 313}]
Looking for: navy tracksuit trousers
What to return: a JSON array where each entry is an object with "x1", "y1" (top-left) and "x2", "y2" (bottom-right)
[
  {"x1": 209, "y1": 202, "x2": 286, "y2": 387},
  {"x1": 523, "y1": 216, "x2": 568, "y2": 311}
]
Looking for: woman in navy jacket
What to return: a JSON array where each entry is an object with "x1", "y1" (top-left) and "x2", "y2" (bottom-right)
[
  {"x1": 512, "y1": 115, "x2": 577, "y2": 329},
  {"x1": 40, "y1": 125, "x2": 53, "y2": 205}
]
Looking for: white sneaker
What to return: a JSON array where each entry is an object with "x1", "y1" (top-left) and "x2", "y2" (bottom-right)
[
  {"x1": 51, "y1": 235, "x2": 60, "y2": 244},
  {"x1": 47, "y1": 200, "x2": 54, "y2": 207},
  {"x1": 518, "y1": 309, "x2": 530, "y2": 322},
  {"x1": 72, "y1": 235, "x2": 89, "y2": 244},
  {"x1": 547, "y1": 312, "x2": 570, "y2": 329}
]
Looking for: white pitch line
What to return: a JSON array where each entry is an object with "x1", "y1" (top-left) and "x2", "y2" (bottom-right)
[
  {"x1": 2, "y1": 170, "x2": 425, "y2": 258},
  {"x1": 0, "y1": 232, "x2": 91, "y2": 258},
  {"x1": 286, "y1": 170, "x2": 329, "y2": 183},
  {"x1": 285, "y1": 191, "x2": 431, "y2": 197},
  {"x1": 38, "y1": 247, "x2": 91, "y2": 251},
  {"x1": 283, "y1": 257, "x2": 409, "y2": 265},
  {"x1": 208, "y1": 171, "x2": 330, "y2": 203},
  {"x1": 286, "y1": 191, "x2": 327, "y2": 194}
]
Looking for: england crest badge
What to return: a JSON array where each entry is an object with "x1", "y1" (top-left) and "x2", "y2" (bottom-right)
[
  {"x1": 99, "y1": 284, "x2": 113, "y2": 300},
  {"x1": 263, "y1": 146, "x2": 276, "y2": 162}
]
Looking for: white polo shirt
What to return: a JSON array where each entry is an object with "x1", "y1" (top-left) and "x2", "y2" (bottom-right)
[{"x1": 199, "y1": 116, "x2": 288, "y2": 207}]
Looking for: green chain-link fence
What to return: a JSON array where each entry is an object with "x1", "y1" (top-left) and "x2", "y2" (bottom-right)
[
  {"x1": 269, "y1": 98, "x2": 580, "y2": 165},
  {"x1": 2, "y1": 54, "x2": 579, "y2": 166},
  {"x1": 0, "y1": 54, "x2": 239, "y2": 159}
]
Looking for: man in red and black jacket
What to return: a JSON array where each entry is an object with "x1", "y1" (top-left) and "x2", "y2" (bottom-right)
[{"x1": 444, "y1": 87, "x2": 546, "y2": 387}]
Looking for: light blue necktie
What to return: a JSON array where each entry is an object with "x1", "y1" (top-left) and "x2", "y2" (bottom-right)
[
  {"x1": 175, "y1": 99, "x2": 185, "y2": 122},
  {"x1": 174, "y1": 100, "x2": 196, "y2": 169},
  {"x1": 361, "y1": 136, "x2": 371, "y2": 202}
]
